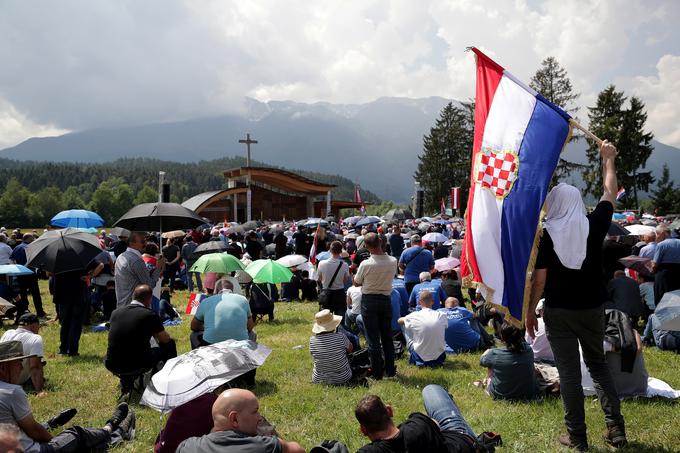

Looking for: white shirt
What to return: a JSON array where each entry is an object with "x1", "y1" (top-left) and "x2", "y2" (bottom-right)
[
  {"x1": 347, "y1": 285, "x2": 362, "y2": 315},
  {"x1": 0, "y1": 328, "x2": 43, "y2": 385},
  {"x1": 525, "y1": 318, "x2": 554, "y2": 363},
  {"x1": 403, "y1": 308, "x2": 448, "y2": 361},
  {"x1": 317, "y1": 257, "x2": 350, "y2": 290},
  {"x1": 0, "y1": 243, "x2": 12, "y2": 265}
]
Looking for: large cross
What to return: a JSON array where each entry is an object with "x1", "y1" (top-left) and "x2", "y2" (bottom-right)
[
  {"x1": 238, "y1": 133, "x2": 258, "y2": 222},
  {"x1": 238, "y1": 133, "x2": 258, "y2": 169}
]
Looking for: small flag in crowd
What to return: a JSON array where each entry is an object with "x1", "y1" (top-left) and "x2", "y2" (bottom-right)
[
  {"x1": 616, "y1": 187, "x2": 626, "y2": 202},
  {"x1": 451, "y1": 187, "x2": 461, "y2": 210},
  {"x1": 185, "y1": 292, "x2": 206, "y2": 315},
  {"x1": 460, "y1": 47, "x2": 571, "y2": 326},
  {"x1": 441, "y1": 197, "x2": 446, "y2": 215},
  {"x1": 355, "y1": 185, "x2": 366, "y2": 214},
  {"x1": 309, "y1": 223, "x2": 321, "y2": 265}
]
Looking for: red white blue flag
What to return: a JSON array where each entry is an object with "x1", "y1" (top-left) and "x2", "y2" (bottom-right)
[
  {"x1": 309, "y1": 223, "x2": 321, "y2": 265},
  {"x1": 441, "y1": 197, "x2": 446, "y2": 215},
  {"x1": 461, "y1": 48, "x2": 571, "y2": 325},
  {"x1": 616, "y1": 187, "x2": 626, "y2": 202}
]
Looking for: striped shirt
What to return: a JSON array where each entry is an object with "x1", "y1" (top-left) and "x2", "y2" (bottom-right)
[{"x1": 309, "y1": 332, "x2": 351, "y2": 385}]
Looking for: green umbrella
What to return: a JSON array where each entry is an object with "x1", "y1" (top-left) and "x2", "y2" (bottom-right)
[
  {"x1": 189, "y1": 253, "x2": 245, "y2": 274},
  {"x1": 245, "y1": 259, "x2": 294, "y2": 284}
]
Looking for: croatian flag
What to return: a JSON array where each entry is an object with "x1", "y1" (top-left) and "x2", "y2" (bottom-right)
[
  {"x1": 451, "y1": 187, "x2": 460, "y2": 210},
  {"x1": 441, "y1": 197, "x2": 446, "y2": 215},
  {"x1": 309, "y1": 223, "x2": 321, "y2": 265},
  {"x1": 616, "y1": 187, "x2": 626, "y2": 202},
  {"x1": 461, "y1": 48, "x2": 571, "y2": 325},
  {"x1": 355, "y1": 186, "x2": 366, "y2": 215}
]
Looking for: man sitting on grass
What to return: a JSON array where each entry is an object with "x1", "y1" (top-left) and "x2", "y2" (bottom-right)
[
  {"x1": 0, "y1": 341, "x2": 135, "y2": 452},
  {"x1": 355, "y1": 385, "x2": 479, "y2": 452},
  {"x1": 0, "y1": 313, "x2": 46, "y2": 396},
  {"x1": 177, "y1": 388, "x2": 305, "y2": 453},
  {"x1": 438, "y1": 297, "x2": 494, "y2": 354},
  {"x1": 398, "y1": 291, "x2": 447, "y2": 367}
]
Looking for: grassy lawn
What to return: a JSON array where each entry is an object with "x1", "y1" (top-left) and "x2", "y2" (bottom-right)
[{"x1": 10, "y1": 282, "x2": 680, "y2": 452}]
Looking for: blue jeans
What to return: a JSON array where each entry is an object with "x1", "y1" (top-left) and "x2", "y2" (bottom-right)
[
  {"x1": 187, "y1": 271, "x2": 203, "y2": 292},
  {"x1": 360, "y1": 294, "x2": 395, "y2": 379},
  {"x1": 422, "y1": 384, "x2": 476, "y2": 439}
]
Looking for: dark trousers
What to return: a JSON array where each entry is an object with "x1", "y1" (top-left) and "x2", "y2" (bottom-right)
[
  {"x1": 58, "y1": 299, "x2": 87, "y2": 355},
  {"x1": 544, "y1": 305, "x2": 624, "y2": 441},
  {"x1": 40, "y1": 426, "x2": 113, "y2": 453},
  {"x1": 360, "y1": 293, "x2": 395, "y2": 379},
  {"x1": 654, "y1": 263, "x2": 680, "y2": 304},
  {"x1": 405, "y1": 281, "x2": 417, "y2": 297},
  {"x1": 320, "y1": 289, "x2": 347, "y2": 318},
  {"x1": 162, "y1": 265, "x2": 179, "y2": 288},
  {"x1": 18, "y1": 273, "x2": 45, "y2": 316}
]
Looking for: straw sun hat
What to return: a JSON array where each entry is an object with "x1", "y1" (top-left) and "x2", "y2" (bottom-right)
[
  {"x1": 0, "y1": 341, "x2": 35, "y2": 363},
  {"x1": 312, "y1": 309, "x2": 342, "y2": 334}
]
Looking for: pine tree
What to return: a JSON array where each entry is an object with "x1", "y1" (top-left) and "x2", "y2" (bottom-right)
[
  {"x1": 650, "y1": 165, "x2": 678, "y2": 215},
  {"x1": 530, "y1": 56, "x2": 583, "y2": 183},
  {"x1": 414, "y1": 102, "x2": 474, "y2": 214},
  {"x1": 583, "y1": 86, "x2": 654, "y2": 208}
]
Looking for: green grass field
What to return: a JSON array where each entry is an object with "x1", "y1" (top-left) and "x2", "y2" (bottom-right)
[{"x1": 12, "y1": 282, "x2": 680, "y2": 452}]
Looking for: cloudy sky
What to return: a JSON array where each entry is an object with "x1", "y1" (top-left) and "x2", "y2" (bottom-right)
[{"x1": 1, "y1": 0, "x2": 678, "y2": 149}]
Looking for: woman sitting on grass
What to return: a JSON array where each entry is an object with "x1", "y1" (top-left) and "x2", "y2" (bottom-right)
[
  {"x1": 478, "y1": 321, "x2": 539, "y2": 401},
  {"x1": 309, "y1": 309, "x2": 353, "y2": 385}
]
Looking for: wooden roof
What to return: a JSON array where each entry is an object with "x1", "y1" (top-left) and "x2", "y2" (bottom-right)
[{"x1": 223, "y1": 166, "x2": 335, "y2": 194}]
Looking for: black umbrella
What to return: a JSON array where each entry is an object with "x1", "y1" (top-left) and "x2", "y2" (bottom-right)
[
  {"x1": 383, "y1": 208, "x2": 414, "y2": 223},
  {"x1": 113, "y1": 202, "x2": 206, "y2": 232},
  {"x1": 193, "y1": 241, "x2": 228, "y2": 257},
  {"x1": 26, "y1": 228, "x2": 103, "y2": 274},
  {"x1": 608, "y1": 222, "x2": 630, "y2": 237},
  {"x1": 240, "y1": 221, "x2": 261, "y2": 231}
]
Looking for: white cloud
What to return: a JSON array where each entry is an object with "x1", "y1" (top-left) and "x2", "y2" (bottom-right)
[
  {"x1": 625, "y1": 54, "x2": 680, "y2": 147},
  {"x1": 0, "y1": 98, "x2": 69, "y2": 150},
  {"x1": 0, "y1": 0, "x2": 675, "y2": 148}
]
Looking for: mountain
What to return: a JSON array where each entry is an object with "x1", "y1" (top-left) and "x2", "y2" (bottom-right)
[{"x1": 2, "y1": 96, "x2": 679, "y2": 202}]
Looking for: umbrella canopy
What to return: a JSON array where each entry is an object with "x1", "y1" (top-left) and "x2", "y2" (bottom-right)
[
  {"x1": 190, "y1": 253, "x2": 245, "y2": 274},
  {"x1": 234, "y1": 269, "x2": 253, "y2": 284},
  {"x1": 303, "y1": 218, "x2": 329, "y2": 228},
  {"x1": 344, "y1": 233, "x2": 358, "y2": 240},
  {"x1": 193, "y1": 241, "x2": 228, "y2": 256},
  {"x1": 418, "y1": 222, "x2": 432, "y2": 232},
  {"x1": 618, "y1": 255, "x2": 653, "y2": 278},
  {"x1": 344, "y1": 216, "x2": 362, "y2": 225},
  {"x1": 25, "y1": 228, "x2": 103, "y2": 274},
  {"x1": 355, "y1": 216, "x2": 381, "y2": 227},
  {"x1": 0, "y1": 296, "x2": 15, "y2": 317},
  {"x1": 0, "y1": 264, "x2": 34, "y2": 276},
  {"x1": 608, "y1": 222, "x2": 630, "y2": 237},
  {"x1": 433, "y1": 219, "x2": 453, "y2": 225},
  {"x1": 434, "y1": 257, "x2": 460, "y2": 273},
  {"x1": 141, "y1": 340, "x2": 271, "y2": 412},
  {"x1": 383, "y1": 208, "x2": 414, "y2": 223},
  {"x1": 245, "y1": 259, "x2": 294, "y2": 284},
  {"x1": 422, "y1": 232, "x2": 448, "y2": 243},
  {"x1": 276, "y1": 254, "x2": 308, "y2": 268},
  {"x1": 51, "y1": 209, "x2": 105, "y2": 229},
  {"x1": 612, "y1": 213, "x2": 627, "y2": 221},
  {"x1": 670, "y1": 219, "x2": 680, "y2": 231},
  {"x1": 315, "y1": 251, "x2": 331, "y2": 262},
  {"x1": 655, "y1": 290, "x2": 680, "y2": 331},
  {"x1": 113, "y1": 202, "x2": 205, "y2": 232},
  {"x1": 240, "y1": 220, "x2": 261, "y2": 231},
  {"x1": 624, "y1": 225, "x2": 656, "y2": 236},
  {"x1": 109, "y1": 227, "x2": 131, "y2": 238},
  {"x1": 161, "y1": 230, "x2": 187, "y2": 239}
]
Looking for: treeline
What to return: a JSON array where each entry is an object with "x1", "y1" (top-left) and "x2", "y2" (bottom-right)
[{"x1": 0, "y1": 156, "x2": 380, "y2": 227}]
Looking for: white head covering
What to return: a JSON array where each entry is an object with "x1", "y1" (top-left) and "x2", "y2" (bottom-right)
[{"x1": 544, "y1": 183, "x2": 589, "y2": 270}]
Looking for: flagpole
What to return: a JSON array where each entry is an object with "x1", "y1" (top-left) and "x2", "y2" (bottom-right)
[{"x1": 569, "y1": 119, "x2": 603, "y2": 146}]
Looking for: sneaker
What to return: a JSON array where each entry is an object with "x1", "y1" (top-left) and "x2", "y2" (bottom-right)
[
  {"x1": 558, "y1": 434, "x2": 588, "y2": 451},
  {"x1": 118, "y1": 409, "x2": 136, "y2": 441},
  {"x1": 46, "y1": 408, "x2": 77, "y2": 430},
  {"x1": 604, "y1": 424, "x2": 627, "y2": 448},
  {"x1": 104, "y1": 403, "x2": 129, "y2": 431}
]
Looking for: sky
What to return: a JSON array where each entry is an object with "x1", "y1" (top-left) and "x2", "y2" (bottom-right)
[{"x1": 1, "y1": 0, "x2": 679, "y2": 150}]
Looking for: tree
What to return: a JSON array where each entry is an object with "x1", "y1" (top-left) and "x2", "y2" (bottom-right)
[
  {"x1": 0, "y1": 178, "x2": 32, "y2": 226},
  {"x1": 415, "y1": 102, "x2": 474, "y2": 214},
  {"x1": 62, "y1": 186, "x2": 86, "y2": 209},
  {"x1": 582, "y1": 85, "x2": 654, "y2": 208},
  {"x1": 530, "y1": 56, "x2": 583, "y2": 183},
  {"x1": 26, "y1": 187, "x2": 66, "y2": 226},
  {"x1": 89, "y1": 177, "x2": 135, "y2": 224},
  {"x1": 650, "y1": 165, "x2": 679, "y2": 215},
  {"x1": 134, "y1": 184, "x2": 158, "y2": 205}
]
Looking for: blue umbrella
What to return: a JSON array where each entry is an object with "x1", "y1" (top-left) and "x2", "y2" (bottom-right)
[
  {"x1": 433, "y1": 219, "x2": 453, "y2": 225},
  {"x1": 355, "y1": 216, "x2": 381, "y2": 227},
  {"x1": 51, "y1": 209, "x2": 105, "y2": 229},
  {"x1": 303, "y1": 218, "x2": 329, "y2": 228},
  {"x1": 612, "y1": 213, "x2": 626, "y2": 221},
  {"x1": 0, "y1": 264, "x2": 34, "y2": 276},
  {"x1": 315, "y1": 251, "x2": 331, "y2": 262}
]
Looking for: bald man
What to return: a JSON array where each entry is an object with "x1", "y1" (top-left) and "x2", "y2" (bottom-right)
[{"x1": 177, "y1": 389, "x2": 305, "y2": 453}]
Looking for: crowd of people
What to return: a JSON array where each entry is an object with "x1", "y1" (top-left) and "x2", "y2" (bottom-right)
[{"x1": 0, "y1": 141, "x2": 679, "y2": 451}]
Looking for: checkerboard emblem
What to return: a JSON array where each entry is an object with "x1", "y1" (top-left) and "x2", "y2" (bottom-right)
[{"x1": 475, "y1": 148, "x2": 519, "y2": 199}]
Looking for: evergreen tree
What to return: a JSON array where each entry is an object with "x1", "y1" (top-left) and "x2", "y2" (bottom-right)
[
  {"x1": 62, "y1": 186, "x2": 86, "y2": 209},
  {"x1": 650, "y1": 165, "x2": 679, "y2": 215},
  {"x1": 530, "y1": 56, "x2": 583, "y2": 183},
  {"x1": 583, "y1": 86, "x2": 654, "y2": 208},
  {"x1": 414, "y1": 102, "x2": 474, "y2": 214},
  {"x1": 0, "y1": 178, "x2": 32, "y2": 226},
  {"x1": 27, "y1": 187, "x2": 66, "y2": 226},
  {"x1": 134, "y1": 184, "x2": 158, "y2": 205}
]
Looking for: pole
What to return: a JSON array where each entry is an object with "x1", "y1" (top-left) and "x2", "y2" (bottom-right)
[
  {"x1": 158, "y1": 171, "x2": 165, "y2": 203},
  {"x1": 569, "y1": 119, "x2": 603, "y2": 146}
]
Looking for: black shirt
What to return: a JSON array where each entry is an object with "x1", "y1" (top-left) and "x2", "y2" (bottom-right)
[
  {"x1": 358, "y1": 413, "x2": 474, "y2": 453},
  {"x1": 536, "y1": 200, "x2": 613, "y2": 310},
  {"x1": 226, "y1": 243, "x2": 243, "y2": 259},
  {"x1": 106, "y1": 304, "x2": 164, "y2": 373}
]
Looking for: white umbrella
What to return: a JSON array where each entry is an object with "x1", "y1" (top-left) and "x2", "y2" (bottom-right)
[
  {"x1": 624, "y1": 225, "x2": 656, "y2": 236},
  {"x1": 276, "y1": 254, "x2": 308, "y2": 268},
  {"x1": 141, "y1": 340, "x2": 271, "y2": 412},
  {"x1": 422, "y1": 232, "x2": 448, "y2": 243},
  {"x1": 656, "y1": 290, "x2": 680, "y2": 332}
]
